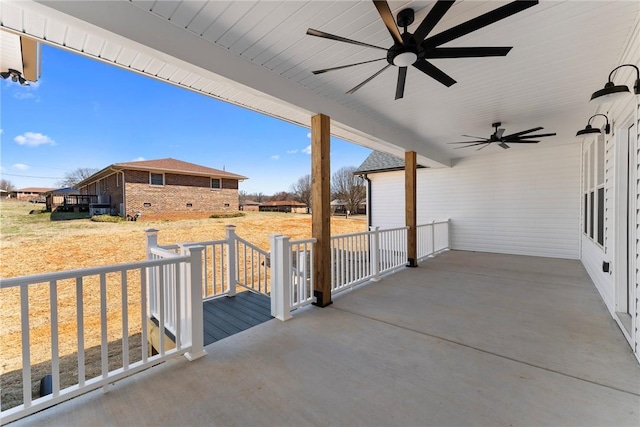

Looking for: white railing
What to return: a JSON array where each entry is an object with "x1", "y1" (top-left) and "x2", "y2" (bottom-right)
[
  {"x1": 417, "y1": 220, "x2": 450, "y2": 261},
  {"x1": 152, "y1": 226, "x2": 270, "y2": 301},
  {"x1": 270, "y1": 223, "x2": 448, "y2": 320},
  {"x1": 0, "y1": 248, "x2": 206, "y2": 425}
]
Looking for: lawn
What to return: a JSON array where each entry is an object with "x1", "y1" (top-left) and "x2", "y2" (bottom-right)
[{"x1": 0, "y1": 200, "x2": 366, "y2": 410}]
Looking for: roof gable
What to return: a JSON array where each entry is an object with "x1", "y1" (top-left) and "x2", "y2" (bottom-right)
[{"x1": 355, "y1": 151, "x2": 429, "y2": 174}]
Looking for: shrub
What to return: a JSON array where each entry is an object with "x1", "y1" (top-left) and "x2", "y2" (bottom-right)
[
  {"x1": 91, "y1": 214, "x2": 124, "y2": 223},
  {"x1": 209, "y1": 212, "x2": 246, "y2": 219}
]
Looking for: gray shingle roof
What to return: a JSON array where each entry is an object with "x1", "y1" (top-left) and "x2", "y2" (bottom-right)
[{"x1": 354, "y1": 151, "x2": 406, "y2": 174}]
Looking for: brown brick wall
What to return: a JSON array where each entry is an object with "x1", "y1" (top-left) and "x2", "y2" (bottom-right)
[
  {"x1": 78, "y1": 173, "x2": 124, "y2": 214},
  {"x1": 123, "y1": 170, "x2": 239, "y2": 218}
]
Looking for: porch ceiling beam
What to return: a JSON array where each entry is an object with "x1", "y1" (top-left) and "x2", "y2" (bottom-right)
[{"x1": 30, "y1": 0, "x2": 451, "y2": 168}]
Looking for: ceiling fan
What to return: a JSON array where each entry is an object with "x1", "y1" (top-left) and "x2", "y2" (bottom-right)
[
  {"x1": 448, "y1": 122, "x2": 557, "y2": 150},
  {"x1": 307, "y1": 0, "x2": 538, "y2": 100}
]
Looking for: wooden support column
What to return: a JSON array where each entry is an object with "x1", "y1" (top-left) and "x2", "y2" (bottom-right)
[
  {"x1": 311, "y1": 113, "x2": 332, "y2": 307},
  {"x1": 405, "y1": 151, "x2": 417, "y2": 267}
]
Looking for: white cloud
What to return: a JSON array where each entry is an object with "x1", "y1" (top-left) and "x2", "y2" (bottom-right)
[
  {"x1": 306, "y1": 132, "x2": 311, "y2": 139},
  {"x1": 0, "y1": 129, "x2": 4, "y2": 135},
  {"x1": 14, "y1": 132, "x2": 56, "y2": 147},
  {"x1": 13, "y1": 92, "x2": 35, "y2": 100},
  {"x1": 270, "y1": 154, "x2": 280, "y2": 160},
  {"x1": 302, "y1": 145, "x2": 312, "y2": 155},
  {"x1": 12, "y1": 163, "x2": 29, "y2": 171},
  {"x1": 132, "y1": 157, "x2": 145, "y2": 161},
  {"x1": 286, "y1": 149, "x2": 298, "y2": 154}
]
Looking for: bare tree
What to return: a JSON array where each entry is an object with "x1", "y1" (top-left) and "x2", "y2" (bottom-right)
[
  {"x1": 0, "y1": 179, "x2": 16, "y2": 192},
  {"x1": 331, "y1": 166, "x2": 366, "y2": 214},
  {"x1": 290, "y1": 174, "x2": 311, "y2": 213},
  {"x1": 56, "y1": 168, "x2": 98, "y2": 188},
  {"x1": 270, "y1": 191, "x2": 292, "y2": 201}
]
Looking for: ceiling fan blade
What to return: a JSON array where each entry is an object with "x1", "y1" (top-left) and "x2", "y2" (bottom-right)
[
  {"x1": 448, "y1": 140, "x2": 490, "y2": 144},
  {"x1": 395, "y1": 67, "x2": 407, "y2": 100},
  {"x1": 508, "y1": 140, "x2": 540, "y2": 143},
  {"x1": 461, "y1": 135, "x2": 489, "y2": 140},
  {"x1": 496, "y1": 128, "x2": 505, "y2": 138},
  {"x1": 453, "y1": 142, "x2": 490, "y2": 149},
  {"x1": 413, "y1": 1, "x2": 455, "y2": 42},
  {"x1": 312, "y1": 58, "x2": 387, "y2": 75},
  {"x1": 413, "y1": 59, "x2": 456, "y2": 87},
  {"x1": 477, "y1": 142, "x2": 492, "y2": 150},
  {"x1": 507, "y1": 133, "x2": 556, "y2": 139},
  {"x1": 306, "y1": 29, "x2": 388, "y2": 51},
  {"x1": 346, "y1": 64, "x2": 392, "y2": 94},
  {"x1": 373, "y1": 1, "x2": 404, "y2": 45},
  {"x1": 425, "y1": 46, "x2": 512, "y2": 58},
  {"x1": 498, "y1": 142, "x2": 511, "y2": 149},
  {"x1": 502, "y1": 127, "x2": 543, "y2": 138},
  {"x1": 424, "y1": 1, "x2": 538, "y2": 48}
]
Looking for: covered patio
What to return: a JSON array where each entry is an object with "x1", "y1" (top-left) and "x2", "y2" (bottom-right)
[{"x1": 14, "y1": 251, "x2": 640, "y2": 427}]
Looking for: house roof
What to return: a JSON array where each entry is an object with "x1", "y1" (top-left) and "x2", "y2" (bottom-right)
[
  {"x1": 76, "y1": 158, "x2": 247, "y2": 188},
  {"x1": 242, "y1": 200, "x2": 261, "y2": 206},
  {"x1": 355, "y1": 151, "x2": 428, "y2": 174},
  {"x1": 45, "y1": 187, "x2": 80, "y2": 195},
  {"x1": 260, "y1": 200, "x2": 306, "y2": 207},
  {"x1": 16, "y1": 187, "x2": 56, "y2": 193}
]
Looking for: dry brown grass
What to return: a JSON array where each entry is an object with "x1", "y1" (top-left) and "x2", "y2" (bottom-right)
[{"x1": 0, "y1": 200, "x2": 366, "y2": 410}]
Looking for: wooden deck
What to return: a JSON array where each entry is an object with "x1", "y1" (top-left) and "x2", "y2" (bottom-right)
[{"x1": 203, "y1": 292, "x2": 272, "y2": 346}]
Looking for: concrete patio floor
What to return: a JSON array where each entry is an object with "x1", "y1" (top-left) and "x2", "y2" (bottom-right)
[{"x1": 13, "y1": 251, "x2": 640, "y2": 426}]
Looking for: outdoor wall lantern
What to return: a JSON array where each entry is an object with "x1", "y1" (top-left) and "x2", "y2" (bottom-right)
[
  {"x1": 0, "y1": 68, "x2": 29, "y2": 86},
  {"x1": 576, "y1": 114, "x2": 610, "y2": 139},
  {"x1": 590, "y1": 63, "x2": 640, "y2": 104}
]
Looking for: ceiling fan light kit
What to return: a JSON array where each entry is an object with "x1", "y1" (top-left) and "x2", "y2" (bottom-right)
[
  {"x1": 590, "y1": 64, "x2": 640, "y2": 104},
  {"x1": 307, "y1": 0, "x2": 538, "y2": 100}
]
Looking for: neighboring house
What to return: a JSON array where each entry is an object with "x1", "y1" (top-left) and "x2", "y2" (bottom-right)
[
  {"x1": 12, "y1": 187, "x2": 55, "y2": 201},
  {"x1": 75, "y1": 158, "x2": 247, "y2": 219},
  {"x1": 240, "y1": 200, "x2": 261, "y2": 212},
  {"x1": 330, "y1": 199, "x2": 366, "y2": 215},
  {"x1": 259, "y1": 200, "x2": 307, "y2": 213}
]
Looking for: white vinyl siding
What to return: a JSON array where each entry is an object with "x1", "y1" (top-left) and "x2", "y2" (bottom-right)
[{"x1": 369, "y1": 143, "x2": 581, "y2": 259}]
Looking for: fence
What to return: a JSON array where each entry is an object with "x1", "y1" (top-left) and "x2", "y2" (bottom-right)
[{"x1": 0, "y1": 249, "x2": 205, "y2": 425}]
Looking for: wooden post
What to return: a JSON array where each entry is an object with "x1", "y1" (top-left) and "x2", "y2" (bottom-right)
[
  {"x1": 405, "y1": 151, "x2": 417, "y2": 267},
  {"x1": 311, "y1": 113, "x2": 332, "y2": 307}
]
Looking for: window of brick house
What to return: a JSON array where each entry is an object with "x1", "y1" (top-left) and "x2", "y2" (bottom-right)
[
  {"x1": 211, "y1": 178, "x2": 221, "y2": 189},
  {"x1": 150, "y1": 173, "x2": 164, "y2": 186}
]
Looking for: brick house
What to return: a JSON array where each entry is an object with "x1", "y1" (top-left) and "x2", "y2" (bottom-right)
[{"x1": 75, "y1": 158, "x2": 247, "y2": 219}]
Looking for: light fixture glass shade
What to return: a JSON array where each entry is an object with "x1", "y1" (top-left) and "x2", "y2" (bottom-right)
[
  {"x1": 590, "y1": 82, "x2": 631, "y2": 104},
  {"x1": 393, "y1": 52, "x2": 417, "y2": 67},
  {"x1": 576, "y1": 124, "x2": 602, "y2": 138}
]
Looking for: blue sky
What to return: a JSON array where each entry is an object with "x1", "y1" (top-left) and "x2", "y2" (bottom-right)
[{"x1": 0, "y1": 44, "x2": 371, "y2": 195}]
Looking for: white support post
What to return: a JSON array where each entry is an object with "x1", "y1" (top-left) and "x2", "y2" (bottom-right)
[
  {"x1": 269, "y1": 234, "x2": 282, "y2": 316},
  {"x1": 225, "y1": 225, "x2": 237, "y2": 297},
  {"x1": 370, "y1": 226, "x2": 380, "y2": 282},
  {"x1": 145, "y1": 229, "x2": 159, "y2": 259},
  {"x1": 431, "y1": 220, "x2": 436, "y2": 256},
  {"x1": 185, "y1": 245, "x2": 207, "y2": 361},
  {"x1": 271, "y1": 235, "x2": 292, "y2": 321}
]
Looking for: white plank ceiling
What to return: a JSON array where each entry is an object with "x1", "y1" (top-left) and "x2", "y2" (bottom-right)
[{"x1": 1, "y1": 1, "x2": 639, "y2": 167}]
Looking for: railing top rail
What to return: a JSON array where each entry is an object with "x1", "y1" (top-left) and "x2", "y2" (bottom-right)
[
  {"x1": 235, "y1": 235, "x2": 270, "y2": 257},
  {"x1": 158, "y1": 244, "x2": 181, "y2": 251},
  {"x1": 417, "y1": 219, "x2": 450, "y2": 227},
  {"x1": 178, "y1": 239, "x2": 227, "y2": 248},
  {"x1": 150, "y1": 247, "x2": 181, "y2": 258},
  {"x1": 0, "y1": 256, "x2": 190, "y2": 289},
  {"x1": 330, "y1": 230, "x2": 374, "y2": 239},
  {"x1": 288, "y1": 237, "x2": 317, "y2": 245},
  {"x1": 377, "y1": 226, "x2": 410, "y2": 232}
]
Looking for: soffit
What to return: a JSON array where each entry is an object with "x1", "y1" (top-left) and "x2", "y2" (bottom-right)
[{"x1": 3, "y1": 1, "x2": 639, "y2": 167}]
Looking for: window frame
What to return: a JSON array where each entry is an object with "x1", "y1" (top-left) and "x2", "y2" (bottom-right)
[
  {"x1": 582, "y1": 135, "x2": 606, "y2": 248},
  {"x1": 149, "y1": 172, "x2": 165, "y2": 186},
  {"x1": 211, "y1": 178, "x2": 221, "y2": 190}
]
